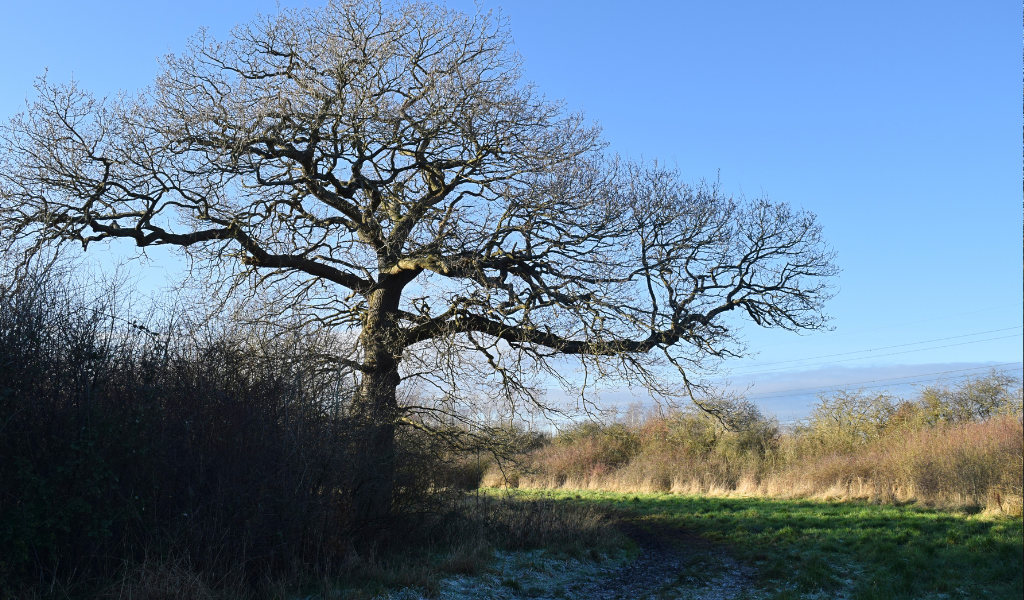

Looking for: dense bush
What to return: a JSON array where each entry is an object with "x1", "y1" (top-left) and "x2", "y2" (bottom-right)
[{"x1": 0, "y1": 270, "x2": 451, "y2": 597}]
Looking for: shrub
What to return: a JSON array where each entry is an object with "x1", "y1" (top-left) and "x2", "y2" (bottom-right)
[
  {"x1": 797, "y1": 390, "x2": 899, "y2": 453},
  {"x1": 495, "y1": 380, "x2": 1022, "y2": 513},
  {"x1": 0, "y1": 269, "x2": 457, "y2": 596}
]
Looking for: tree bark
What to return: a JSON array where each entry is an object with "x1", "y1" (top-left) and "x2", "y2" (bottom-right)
[{"x1": 350, "y1": 277, "x2": 408, "y2": 545}]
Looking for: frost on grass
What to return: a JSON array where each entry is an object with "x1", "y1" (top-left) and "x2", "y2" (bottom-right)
[
  {"x1": 372, "y1": 545, "x2": 865, "y2": 600},
  {"x1": 441, "y1": 548, "x2": 629, "y2": 599},
  {"x1": 370, "y1": 544, "x2": 850, "y2": 600},
  {"x1": 368, "y1": 548, "x2": 629, "y2": 600}
]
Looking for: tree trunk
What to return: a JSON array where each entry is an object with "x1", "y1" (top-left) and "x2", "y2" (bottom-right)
[
  {"x1": 350, "y1": 279, "x2": 406, "y2": 546},
  {"x1": 351, "y1": 362, "x2": 399, "y2": 542}
]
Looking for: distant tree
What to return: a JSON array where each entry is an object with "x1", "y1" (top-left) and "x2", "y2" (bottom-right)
[
  {"x1": 802, "y1": 390, "x2": 899, "y2": 450},
  {"x1": 917, "y1": 370, "x2": 1023, "y2": 425},
  {"x1": 0, "y1": 0, "x2": 836, "y2": 532}
]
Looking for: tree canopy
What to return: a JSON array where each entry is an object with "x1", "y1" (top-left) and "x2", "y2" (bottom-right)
[{"x1": 1, "y1": 0, "x2": 836, "y2": 525}]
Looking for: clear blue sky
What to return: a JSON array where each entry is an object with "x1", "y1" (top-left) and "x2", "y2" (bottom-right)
[{"x1": 2, "y1": 1, "x2": 1020, "y2": 418}]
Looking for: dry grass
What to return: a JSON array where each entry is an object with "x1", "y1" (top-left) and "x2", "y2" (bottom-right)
[
  {"x1": 764, "y1": 416, "x2": 1023, "y2": 513},
  {"x1": 101, "y1": 557, "x2": 218, "y2": 600},
  {"x1": 470, "y1": 496, "x2": 621, "y2": 551},
  {"x1": 490, "y1": 414, "x2": 1023, "y2": 516},
  {"x1": 70, "y1": 494, "x2": 622, "y2": 600}
]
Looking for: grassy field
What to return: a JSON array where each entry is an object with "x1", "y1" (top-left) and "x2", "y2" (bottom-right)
[{"x1": 504, "y1": 489, "x2": 1023, "y2": 600}]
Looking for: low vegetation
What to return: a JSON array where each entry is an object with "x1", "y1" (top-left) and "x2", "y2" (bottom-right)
[
  {"x1": 511, "y1": 490, "x2": 1024, "y2": 600},
  {"x1": 94, "y1": 494, "x2": 624, "y2": 600},
  {"x1": 491, "y1": 376, "x2": 1023, "y2": 515}
]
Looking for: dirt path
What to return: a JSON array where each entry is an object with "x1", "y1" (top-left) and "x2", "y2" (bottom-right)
[{"x1": 579, "y1": 519, "x2": 758, "y2": 600}]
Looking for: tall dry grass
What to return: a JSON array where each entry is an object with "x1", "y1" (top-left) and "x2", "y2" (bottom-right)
[
  {"x1": 762, "y1": 415, "x2": 1023, "y2": 513},
  {"x1": 487, "y1": 382, "x2": 1023, "y2": 515}
]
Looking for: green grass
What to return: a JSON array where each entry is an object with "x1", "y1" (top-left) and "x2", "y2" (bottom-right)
[{"x1": 507, "y1": 489, "x2": 1023, "y2": 599}]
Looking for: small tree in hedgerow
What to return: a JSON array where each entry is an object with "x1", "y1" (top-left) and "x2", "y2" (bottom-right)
[{"x1": 0, "y1": 0, "x2": 836, "y2": 535}]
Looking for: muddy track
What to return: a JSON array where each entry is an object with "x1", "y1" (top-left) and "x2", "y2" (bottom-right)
[{"x1": 580, "y1": 519, "x2": 756, "y2": 600}]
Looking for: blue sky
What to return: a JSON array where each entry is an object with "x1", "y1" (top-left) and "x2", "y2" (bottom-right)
[{"x1": 2, "y1": 1, "x2": 1020, "y2": 418}]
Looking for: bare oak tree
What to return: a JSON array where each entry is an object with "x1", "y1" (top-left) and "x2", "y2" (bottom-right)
[{"x1": 0, "y1": 0, "x2": 836, "y2": 526}]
